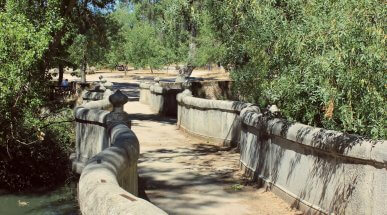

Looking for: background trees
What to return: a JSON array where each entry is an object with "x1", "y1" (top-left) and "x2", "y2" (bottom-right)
[
  {"x1": 108, "y1": 0, "x2": 223, "y2": 76},
  {"x1": 110, "y1": 0, "x2": 385, "y2": 139},
  {"x1": 107, "y1": 5, "x2": 168, "y2": 73}
]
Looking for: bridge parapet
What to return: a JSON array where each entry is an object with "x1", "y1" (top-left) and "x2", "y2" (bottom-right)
[
  {"x1": 72, "y1": 87, "x2": 167, "y2": 215},
  {"x1": 176, "y1": 90, "x2": 387, "y2": 215},
  {"x1": 139, "y1": 81, "x2": 182, "y2": 117}
]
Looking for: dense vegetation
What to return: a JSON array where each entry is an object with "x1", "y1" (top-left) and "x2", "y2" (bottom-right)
[
  {"x1": 0, "y1": 0, "x2": 117, "y2": 190},
  {"x1": 0, "y1": 0, "x2": 385, "y2": 190},
  {"x1": 108, "y1": 0, "x2": 385, "y2": 139},
  {"x1": 208, "y1": 0, "x2": 386, "y2": 139}
]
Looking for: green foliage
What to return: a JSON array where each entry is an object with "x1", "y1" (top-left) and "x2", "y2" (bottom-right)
[
  {"x1": 107, "y1": 0, "x2": 222, "y2": 71},
  {"x1": 0, "y1": 0, "x2": 116, "y2": 190},
  {"x1": 67, "y1": 15, "x2": 120, "y2": 71},
  {"x1": 106, "y1": 0, "x2": 386, "y2": 138},
  {"x1": 209, "y1": 0, "x2": 386, "y2": 139},
  {"x1": 194, "y1": 10, "x2": 225, "y2": 66},
  {"x1": 231, "y1": 184, "x2": 244, "y2": 191},
  {"x1": 107, "y1": 4, "x2": 170, "y2": 70},
  {"x1": 125, "y1": 21, "x2": 168, "y2": 70},
  {"x1": 0, "y1": 3, "x2": 57, "y2": 149},
  {"x1": 0, "y1": 11, "x2": 75, "y2": 188},
  {"x1": 0, "y1": 109, "x2": 75, "y2": 191}
]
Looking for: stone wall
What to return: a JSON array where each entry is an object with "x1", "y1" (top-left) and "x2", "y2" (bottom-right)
[
  {"x1": 139, "y1": 82, "x2": 182, "y2": 117},
  {"x1": 177, "y1": 90, "x2": 254, "y2": 147},
  {"x1": 176, "y1": 91, "x2": 387, "y2": 214},
  {"x1": 139, "y1": 80, "x2": 235, "y2": 117},
  {"x1": 78, "y1": 124, "x2": 166, "y2": 215},
  {"x1": 72, "y1": 89, "x2": 113, "y2": 173},
  {"x1": 72, "y1": 88, "x2": 167, "y2": 215}
]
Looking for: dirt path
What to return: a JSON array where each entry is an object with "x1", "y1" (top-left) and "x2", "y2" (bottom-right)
[
  {"x1": 62, "y1": 68, "x2": 230, "y2": 83},
  {"x1": 118, "y1": 81, "x2": 300, "y2": 215}
]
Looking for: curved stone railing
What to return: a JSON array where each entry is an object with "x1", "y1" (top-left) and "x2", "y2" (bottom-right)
[
  {"x1": 71, "y1": 88, "x2": 114, "y2": 173},
  {"x1": 78, "y1": 124, "x2": 166, "y2": 215},
  {"x1": 72, "y1": 88, "x2": 167, "y2": 214},
  {"x1": 177, "y1": 89, "x2": 254, "y2": 146},
  {"x1": 239, "y1": 109, "x2": 387, "y2": 215},
  {"x1": 139, "y1": 82, "x2": 152, "y2": 104},
  {"x1": 139, "y1": 81, "x2": 182, "y2": 117},
  {"x1": 176, "y1": 90, "x2": 387, "y2": 215}
]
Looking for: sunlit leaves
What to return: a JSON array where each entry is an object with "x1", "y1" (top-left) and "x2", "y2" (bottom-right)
[{"x1": 210, "y1": 0, "x2": 386, "y2": 139}]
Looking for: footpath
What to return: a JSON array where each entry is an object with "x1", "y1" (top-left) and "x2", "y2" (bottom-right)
[{"x1": 118, "y1": 81, "x2": 299, "y2": 215}]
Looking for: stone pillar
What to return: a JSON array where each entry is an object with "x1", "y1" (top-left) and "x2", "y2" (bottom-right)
[
  {"x1": 106, "y1": 90, "x2": 131, "y2": 131},
  {"x1": 181, "y1": 80, "x2": 193, "y2": 96},
  {"x1": 154, "y1": 77, "x2": 160, "y2": 85}
]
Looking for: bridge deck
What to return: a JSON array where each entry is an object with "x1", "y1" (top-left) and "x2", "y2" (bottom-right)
[{"x1": 118, "y1": 81, "x2": 299, "y2": 215}]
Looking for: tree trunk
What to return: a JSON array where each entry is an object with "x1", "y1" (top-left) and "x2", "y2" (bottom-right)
[
  {"x1": 150, "y1": 67, "x2": 153, "y2": 74},
  {"x1": 178, "y1": 65, "x2": 195, "y2": 77},
  {"x1": 176, "y1": 1, "x2": 197, "y2": 82},
  {"x1": 81, "y1": 60, "x2": 86, "y2": 83},
  {"x1": 177, "y1": 40, "x2": 196, "y2": 80},
  {"x1": 58, "y1": 64, "x2": 64, "y2": 85}
]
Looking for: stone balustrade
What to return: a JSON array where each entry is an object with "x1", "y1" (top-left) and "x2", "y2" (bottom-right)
[
  {"x1": 139, "y1": 81, "x2": 182, "y2": 117},
  {"x1": 72, "y1": 86, "x2": 167, "y2": 215},
  {"x1": 175, "y1": 89, "x2": 387, "y2": 215}
]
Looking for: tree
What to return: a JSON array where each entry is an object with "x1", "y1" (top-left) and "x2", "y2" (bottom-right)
[
  {"x1": 117, "y1": 0, "x2": 221, "y2": 80},
  {"x1": 206, "y1": 0, "x2": 386, "y2": 139},
  {"x1": 124, "y1": 19, "x2": 167, "y2": 72},
  {"x1": 159, "y1": 0, "x2": 200, "y2": 80},
  {"x1": 107, "y1": 3, "x2": 168, "y2": 73},
  {"x1": 0, "y1": 0, "x2": 118, "y2": 190},
  {"x1": 67, "y1": 16, "x2": 120, "y2": 82}
]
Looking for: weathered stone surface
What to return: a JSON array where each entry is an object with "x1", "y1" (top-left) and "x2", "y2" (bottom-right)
[
  {"x1": 81, "y1": 90, "x2": 113, "y2": 110},
  {"x1": 239, "y1": 109, "x2": 387, "y2": 214},
  {"x1": 74, "y1": 108, "x2": 110, "y2": 166},
  {"x1": 74, "y1": 88, "x2": 167, "y2": 215},
  {"x1": 140, "y1": 82, "x2": 183, "y2": 117},
  {"x1": 78, "y1": 126, "x2": 166, "y2": 215},
  {"x1": 176, "y1": 91, "x2": 255, "y2": 147},
  {"x1": 175, "y1": 74, "x2": 187, "y2": 83},
  {"x1": 139, "y1": 83, "x2": 152, "y2": 104},
  {"x1": 73, "y1": 90, "x2": 113, "y2": 173},
  {"x1": 175, "y1": 90, "x2": 387, "y2": 214},
  {"x1": 107, "y1": 90, "x2": 131, "y2": 130}
]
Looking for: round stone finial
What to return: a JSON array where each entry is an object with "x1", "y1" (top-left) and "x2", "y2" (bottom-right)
[
  {"x1": 182, "y1": 79, "x2": 192, "y2": 89},
  {"x1": 109, "y1": 90, "x2": 129, "y2": 111}
]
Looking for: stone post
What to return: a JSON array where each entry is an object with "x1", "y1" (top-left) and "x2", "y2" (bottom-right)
[
  {"x1": 106, "y1": 90, "x2": 131, "y2": 130},
  {"x1": 154, "y1": 77, "x2": 160, "y2": 85},
  {"x1": 181, "y1": 79, "x2": 193, "y2": 96}
]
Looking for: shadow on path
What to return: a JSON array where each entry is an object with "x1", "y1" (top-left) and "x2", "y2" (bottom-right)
[
  {"x1": 138, "y1": 143, "x2": 248, "y2": 214},
  {"x1": 112, "y1": 82, "x2": 139, "y2": 101},
  {"x1": 128, "y1": 113, "x2": 177, "y2": 125}
]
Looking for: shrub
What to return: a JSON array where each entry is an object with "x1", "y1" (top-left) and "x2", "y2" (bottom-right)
[
  {"x1": 0, "y1": 109, "x2": 75, "y2": 191},
  {"x1": 0, "y1": 9, "x2": 74, "y2": 190},
  {"x1": 210, "y1": 0, "x2": 386, "y2": 139}
]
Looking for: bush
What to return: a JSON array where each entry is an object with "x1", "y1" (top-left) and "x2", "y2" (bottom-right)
[
  {"x1": 0, "y1": 110, "x2": 75, "y2": 190},
  {"x1": 0, "y1": 109, "x2": 75, "y2": 191},
  {"x1": 210, "y1": 0, "x2": 386, "y2": 139},
  {"x1": 0, "y1": 11, "x2": 74, "y2": 191}
]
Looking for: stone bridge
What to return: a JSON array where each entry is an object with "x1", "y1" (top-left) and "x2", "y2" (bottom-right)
[{"x1": 71, "y1": 78, "x2": 387, "y2": 215}]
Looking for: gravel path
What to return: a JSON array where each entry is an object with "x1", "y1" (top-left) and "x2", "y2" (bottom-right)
[{"x1": 118, "y1": 81, "x2": 300, "y2": 215}]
